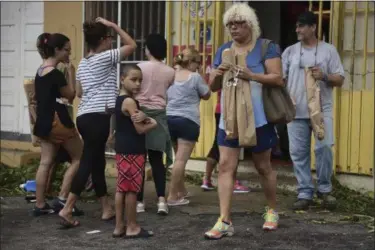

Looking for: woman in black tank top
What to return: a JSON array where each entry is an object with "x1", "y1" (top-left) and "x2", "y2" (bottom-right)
[{"x1": 32, "y1": 33, "x2": 83, "y2": 217}]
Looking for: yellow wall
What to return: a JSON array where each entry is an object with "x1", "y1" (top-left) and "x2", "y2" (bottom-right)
[
  {"x1": 44, "y1": 1, "x2": 83, "y2": 120},
  {"x1": 5, "y1": 2, "x2": 373, "y2": 177},
  {"x1": 335, "y1": 2, "x2": 374, "y2": 175}
]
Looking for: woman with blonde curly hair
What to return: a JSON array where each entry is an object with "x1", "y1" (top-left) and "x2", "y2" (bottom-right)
[
  {"x1": 204, "y1": 3, "x2": 283, "y2": 239},
  {"x1": 166, "y1": 48, "x2": 211, "y2": 206}
]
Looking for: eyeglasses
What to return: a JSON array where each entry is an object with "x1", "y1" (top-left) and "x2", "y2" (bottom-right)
[
  {"x1": 299, "y1": 42, "x2": 318, "y2": 69},
  {"x1": 225, "y1": 21, "x2": 246, "y2": 28}
]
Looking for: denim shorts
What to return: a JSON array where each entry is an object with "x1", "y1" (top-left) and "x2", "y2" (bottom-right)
[
  {"x1": 167, "y1": 116, "x2": 200, "y2": 142},
  {"x1": 217, "y1": 123, "x2": 278, "y2": 153}
]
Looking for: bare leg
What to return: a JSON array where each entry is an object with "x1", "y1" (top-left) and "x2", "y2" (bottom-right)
[
  {"x1": 125, "y1": 192, "x2": 140, "y2": 236},
  {"x1": 58, "y1": 136, "x2": 83, "y2": 199},
  {"x1": 59, "y1": 192, "x2": 78, "y2": 223},
  {"x1": 217, "y1": 146, "x2": 240, "y2": 222},
  {"x1": 36, "y1": 141, "x2": 58, "y2": 208},
  {"x1": 252, "y1": 149, "x2": 277, "y2": 209},
  {"x1": 100, "y1": 195, "x2": 114, "y2": 220},
  {"x1": 45, "y1": 163, "x2": 56, "y2": 195},
  {"x1": 113, "y1": 192, "x2": 125, "y2": 235},
  {"x1": 205, "y1": 157, "x2": 217, "y2": 181},
  {"x1": 167, "y1": 139, "x2": 195, "y2": 201}
]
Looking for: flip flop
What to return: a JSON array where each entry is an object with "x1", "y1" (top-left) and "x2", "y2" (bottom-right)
[
  {"x1": 101, "y1": 215, "x2": 115, "y2": 222},
  {"x1": 124, "y1": 228, "x2": 154, "y2": 239},
  {"x1": 59, "y1": 217, "x2": 80, "y2": 229},
  {"x1": 112, "y1": 226, "x2": 126, "y2": 238}
]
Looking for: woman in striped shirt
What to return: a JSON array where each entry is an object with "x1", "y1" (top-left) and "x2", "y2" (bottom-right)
[{"x1": 59, "y1": 17, "x2": 137, "y2": 228}]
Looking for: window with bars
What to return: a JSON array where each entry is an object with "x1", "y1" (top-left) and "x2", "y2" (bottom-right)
[
  {"x1": 84, "y1": 1, "x2": 166, "y2": 154},
  {"x1": 84, "y1": 1, "x2": 166, "y2": 61}
]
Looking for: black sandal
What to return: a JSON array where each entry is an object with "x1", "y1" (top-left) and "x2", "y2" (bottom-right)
[
  {"x1": 59, "y1": 217, "x2": 80, "y2": 229},
  {"x1": 112, "y1": 227, "x2": 126, "y2": 238},
  {"x1": 101, "y1": 215, "x2": 115, "y2": 222},
  {"x1": 124, "y1": 228, "x2": 154, "y2": 239}
]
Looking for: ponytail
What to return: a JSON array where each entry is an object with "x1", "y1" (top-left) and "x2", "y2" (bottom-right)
[
  {"x1": 36, "y1": 33, "x2": 70, "y2": 59},
  {"x1": 36, "y1": 33, "x2": 51, "y2": 59}
]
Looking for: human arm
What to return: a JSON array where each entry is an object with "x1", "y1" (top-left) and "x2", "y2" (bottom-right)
[
  {"x1": 76, "y1": 81, "x2": 83, "y2": 98},
  {"x1": 281, "y1": 46, "x2": 291, "y2": 85},
  {"x1": 195, "y1": 73, "x2": 211, "y2": 100},
  {"x1": 56, "y1": 70, "x2": 75, "y2": 102},
  {"x1": 311, "y1": 46, "x2": 345, "y2": 87},
  {"x1": 75, "y1": 65, "x2": 83, "y2": 98},
  {"x1": 235, "y1": 42, "x2": 284, "y2": 86},
  {"x1": 208, "y1": 47, "x2": 229, "y2": 92},
  {"x1": 122, "y1": 98, "x2": 157, "y2": 134},
  {"x1": 96, "y1": 17, "x2": 137, "y2": 60}
]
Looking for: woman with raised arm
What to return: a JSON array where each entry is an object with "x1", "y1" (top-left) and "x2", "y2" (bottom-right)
[{"x1": 58, "y1": 17, "x2": 137, "y2": 228}]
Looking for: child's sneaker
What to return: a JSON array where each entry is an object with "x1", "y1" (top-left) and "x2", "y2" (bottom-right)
[
  {"x1": 233, "y1": 180, "x2": 250, "y2": 193},
  {"x1": 136, "y1": 201, "x2": 145, "y2": 213},
  {"x1": 204, "y1": 217, "x2": 234, "y2": 240},
  {"x1": 201, "y1": 179, "x2": 215, "y2": 191},
  {"x1": 262, "y1": 207, "x2": 279, "y2": 231}
]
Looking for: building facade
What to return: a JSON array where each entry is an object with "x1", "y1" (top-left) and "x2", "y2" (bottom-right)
[{"x1": 1, "y1": 1, "x2": 374, "y2": 179}]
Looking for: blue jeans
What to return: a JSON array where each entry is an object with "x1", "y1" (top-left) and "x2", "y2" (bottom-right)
[{"x1": 287, "y1": 115, "x2": 334, "y2": 200}]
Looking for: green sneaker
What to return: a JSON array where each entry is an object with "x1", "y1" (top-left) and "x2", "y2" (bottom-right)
[{"x1": 204, "y1": 217, "x2": 234, "y2": 240}]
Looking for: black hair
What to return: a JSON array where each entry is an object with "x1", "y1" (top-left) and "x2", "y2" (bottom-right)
[
  {"x1": 36, "y1": 33, "x2": 51, "y2": 59},
  {"x1": 36, "y1": 33, "x2": 70, "y2": 59},
  {"x1": 297, "y1": 11, "x2": 317, "y2": 26},
  {"x1": 121, "y1": 64, "x2": 142, "y2": 77},
  {"x1": 83, "y1": 21, "x2": 110, "y2": 50},
  {"x1": 145, "y1": 33, "x2": 167, "y2": 60}
]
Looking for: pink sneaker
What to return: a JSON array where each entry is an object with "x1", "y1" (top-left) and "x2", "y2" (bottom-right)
[
  {"x1": 233, "y1": 180, "x2": 250, "y2": 193},
  {"x1": 201, "y1": 179, "x2": 215, "y2": 191}
]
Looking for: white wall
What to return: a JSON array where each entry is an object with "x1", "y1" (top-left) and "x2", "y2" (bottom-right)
[{"x1": 1, "y1": 2, "x2": 44, "y2": 135}]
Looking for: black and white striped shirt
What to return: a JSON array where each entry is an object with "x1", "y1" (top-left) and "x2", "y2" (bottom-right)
[{"x1": 77, "y1": 49, "x2": 120, "y2": 117}]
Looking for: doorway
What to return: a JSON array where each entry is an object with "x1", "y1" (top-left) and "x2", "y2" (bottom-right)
[{"x1": 242, "y1": 1, "x2": 332, "y2": 163}]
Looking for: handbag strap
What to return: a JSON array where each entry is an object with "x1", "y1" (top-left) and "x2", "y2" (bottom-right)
[{"x1": 260, "y1": 39, "x2": 272, "y2": 72}]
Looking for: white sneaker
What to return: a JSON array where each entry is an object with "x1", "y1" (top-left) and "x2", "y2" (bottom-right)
[
  {"x1": 157, "y1": 201, "x2": 169, "y2": 215},
  {"x1": 136, "y1": 202, "x2": 145, "y2": 213}
]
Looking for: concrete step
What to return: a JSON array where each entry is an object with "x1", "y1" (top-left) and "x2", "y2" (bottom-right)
[{"x1": 0, "y1": 148, "x2": 40, "y2": 168}]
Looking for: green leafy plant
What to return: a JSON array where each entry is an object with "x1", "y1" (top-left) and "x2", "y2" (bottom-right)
[{"x1": 0, "y1": 160, "x2": 67, "y2": 196}]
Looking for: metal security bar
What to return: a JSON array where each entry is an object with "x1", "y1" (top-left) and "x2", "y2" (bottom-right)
[
  {"x1": 338, "y1": 1, "x2": 374, "y2": 176},
  {"x1": 120, "y1": 1, "x2": 165, "y2": 62},
  {"x1": 84, "y1": 1, "x2": 166, "y2": 155},
  {"x1": 84, "y1": 1, "x2": 118, "y2": 54},
  {"x1": 312, "y1": 1, "x2": 375, "y2": 176},
  {"x1": 168, "y1": 1, "x2": 225, "y2": 158}
]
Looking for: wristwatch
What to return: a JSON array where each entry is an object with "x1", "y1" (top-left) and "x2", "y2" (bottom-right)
[{"x1": 322, "y1": 73, "x2": 328, "y2": 82}]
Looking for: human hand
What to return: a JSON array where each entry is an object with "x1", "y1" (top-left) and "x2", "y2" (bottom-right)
[
  {"x1": 234, "y1": 65, "x2": 253, "y2": 81},
  {"x1": 131, "y1": 110, "x2": 147, "y2": 123},
  {"x1": 95, "y1": 17, "x2": 115, "y2": 27},
  {"x1": 210, "y1": 66, "x2": 227, "y2": 79},
  {"x1": 311, "y1": 67, "x2": 324, "y2": 81},
  {"x1": 61, "y1": 98, "x2": 70, "y2": 105},
  {"x1": 148, "y1": 118, "x2": 157, "y2": 126}
]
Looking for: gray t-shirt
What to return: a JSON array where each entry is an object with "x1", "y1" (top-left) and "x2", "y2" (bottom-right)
[
  {"x1": 282, "y1": 42, "x2": 345, "y2": 118},
  {"x1": 166, "y1": 72, "x2": 210, "y2": 125}
]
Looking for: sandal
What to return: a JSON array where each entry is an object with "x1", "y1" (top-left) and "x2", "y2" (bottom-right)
[
  {"x1": 59, "y1": 217, "x2": 80, "y2": 229},
  {"x1": 112, "y1": 226, "x2": 126, "y2": 238},
  {"x1": 124, "y1": 228, "x2": 154, "y2": 239},
  {"x1": 102, "y1": 215, "x2": 115, "y2": 222}
]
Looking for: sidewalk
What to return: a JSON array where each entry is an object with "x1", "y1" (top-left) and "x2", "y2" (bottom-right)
[{"x1": 1, "y1": 178, "x2": 374, "y2": 250}]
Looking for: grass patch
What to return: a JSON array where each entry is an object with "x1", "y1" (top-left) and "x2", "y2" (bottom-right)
[
  {"x1": 331, "y1": 177, "x2": 375, "y2": 217},
  {"x1": 0, "y1": 160, "x2": 67, "y2": 197}
]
